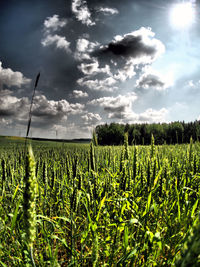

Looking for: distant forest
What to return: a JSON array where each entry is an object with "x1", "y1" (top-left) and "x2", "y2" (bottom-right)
[{"x1": 95, "y1": 120, "x2": 200, "y2": 145}]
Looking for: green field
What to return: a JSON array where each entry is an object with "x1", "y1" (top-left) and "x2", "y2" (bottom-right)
[{"x1": 0, "y1": 136, "x2": 200, "y2": 266}]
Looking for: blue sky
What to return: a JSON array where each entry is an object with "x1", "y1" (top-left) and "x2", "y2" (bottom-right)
[{"x1": 0, "y1": 0, "x2": 200, "y2": 138}]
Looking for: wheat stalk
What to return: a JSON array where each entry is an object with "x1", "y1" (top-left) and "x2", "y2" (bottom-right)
[{"x1": 23, "y1": 145, "x2": 38, "y2": 266}]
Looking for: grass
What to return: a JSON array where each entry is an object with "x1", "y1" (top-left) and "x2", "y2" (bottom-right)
[{"x1": 0, "y1": 138, "x2": 200, "y2": 265}]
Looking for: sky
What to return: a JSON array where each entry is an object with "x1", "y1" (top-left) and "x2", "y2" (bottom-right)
[{"x1": 0, "y1": 0, "x2": 200, "y2": 139}]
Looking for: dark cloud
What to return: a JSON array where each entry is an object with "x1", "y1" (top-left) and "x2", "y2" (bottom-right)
[
  {"x1": 104, "y1": 35, "x2": 154, "y2": 57},
  {"x1": 135, "y1": 65, "x2": 174, "y2": 93},
  {"x1": 136, "y1": 70, "x2": 167, "y2": 90},
  {"x1": 138, "y1": 74, "x2": 165, "y2": 88},
  {"x1": 0, "y1": 110, "x2": 15, "y2": 117},
  {"x1": 95, "y1": 27, "x2": 165, "y2": 63},
  {"x1": 104, "y1": 105, "x2": 126, "y2": 113}
]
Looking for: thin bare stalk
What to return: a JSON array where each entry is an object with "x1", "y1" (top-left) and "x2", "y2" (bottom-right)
[{"x1": 24, "y1": 72, "x2": 40, "y2": 152}]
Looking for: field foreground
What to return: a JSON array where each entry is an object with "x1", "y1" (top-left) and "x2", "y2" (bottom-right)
[{"x1": 0, "y1": 138, "x2": 200, "y2": 266}]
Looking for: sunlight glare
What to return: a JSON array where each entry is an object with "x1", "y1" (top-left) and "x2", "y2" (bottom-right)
[{"x1": 170, "y1": 2, "x2": 195, "y2": 29}]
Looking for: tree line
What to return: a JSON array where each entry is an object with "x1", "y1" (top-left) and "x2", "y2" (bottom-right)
[{"x1": 95, "y1": 120, "x2": 200, "y2": 145}]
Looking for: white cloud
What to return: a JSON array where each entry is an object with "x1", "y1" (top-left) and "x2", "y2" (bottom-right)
[
  {"x1": 89, "y1": 93, "x2": 137, "y2": 118},
  {"x1": 114, "y1": 62, "x2": 136, "y2": 82},
  {"x1": 187, "y1": 79, "x2": 200, "y2": 88},
  {"x1": 98, "y1": 7, "x2": 119, "y2": 15},
  {"x1": 44, "y1": 14, "x2": 67, "y2": 32},
  {"x1": 188, "y1": 80, "x2": 195, "y2": 87},
  {"x1": 106, "y1": 107, "x2": 168, "y2": 123},
  {"x1": 0, "y1": 89, "x2": 29, "y2": 117},
  {"x1": 41, "y1": 34, "x2": 71, "y2": 53},
  {"x1": 0, "y1": 61, "x2": 31, "y2": 88},
  {"x1": 42, "y1": 14, "x2": 70, "y2": 53},
  {"x1": 76, "y1": 38, "x2": 98, "y2": 53},
  {"x1": 75, "y1": 38, "x2": 99, "y2": 61},
  {"x1": 76, "y1": 58, "x2": 135, "y2": 91},
  {"x1": 60, "y1": 123, "x2": 92, "y2": 138},
  {"x1": 32, "y1": 122, "x2": 95, "y2": 139},
  {"x1": 88, "y1": 92, "x2": 168, "y2": 123},
  {"x1": 73, "y1": 90, "x2": 88, "y2": 98},
  {"x1": 78, "y1": 59, "x2": 111, "y2": 76},
  {"x1": 77, "y1": 76, "x2": 118, "y2": 92},
  {"x1": 30, "y1": 95, "x2": 85, "y2": 129},
  {"x1": 76, "y1": 55, "x2": 119, "y2": 91},
  {"x1": 33, "y1": 94, "x2": 84, "y2": 118},
  {"x1": 81, "y1": 112, "x2": 101, "y2": 125},
  {"x1": 72, "y1": 0, "x2": 95, "y2": 26},
  {"x1": 137, "y1": 108, "x2": 168, "y2": 123}
]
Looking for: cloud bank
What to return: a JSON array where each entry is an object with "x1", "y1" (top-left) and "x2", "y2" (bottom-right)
[{"x1": 0, "y1": 89, "x2": 85, "y2": 129}]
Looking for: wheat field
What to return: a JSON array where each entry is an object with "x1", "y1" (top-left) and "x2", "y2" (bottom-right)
[{"x1": 0, "y1": 136, "x2": 200, "y2": 266}]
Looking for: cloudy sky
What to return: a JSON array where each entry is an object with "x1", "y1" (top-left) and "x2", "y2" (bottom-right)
[{"x1": 0, "y1": 0, "x2": 200, "y2": 139}]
